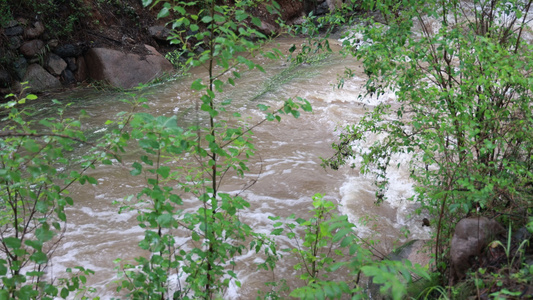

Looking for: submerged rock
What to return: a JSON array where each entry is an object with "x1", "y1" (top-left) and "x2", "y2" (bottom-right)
[
  {"x1": 367, "y1": 239, "x2": 432, "y2": 299},
  {"x1": 389, "y1": 239, "x2": 432, "y2": 269}
]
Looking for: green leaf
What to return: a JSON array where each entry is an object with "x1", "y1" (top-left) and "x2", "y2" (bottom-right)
[
  {"x1": 141, "y1": 0, "x2": 152, "y2": 7},
  {"x1": 131, "y1": 162, "x2": 142, "y2": 176},
  {"x1": 157, "y1": 7, "x2": 169, "y2": 19},
  {"x1": 271, "y1": 228, "x2": 283, "y2": 235},
  {"x1": 157, "y1": 214, "x2": 173, "y2": 228},
  {"x1": 333, "y1": 228, "x2": 352, "y2": 242},
  {"x1": 60, "y1": 287, "x2": 69, "y2": 298},
  {"x1": 191, "y1": 79, "x2": 206, "y2": 91},
  {"x1": 257, "y1": 104, "x2": 269, "y2": 111},
  {"x1": 30, "y1": 251, "x2": 48, "y2": 264},
  {"x1": 251, "y1": 17, "x2": 262, "y2": 27},
  {"x1": 35, "y1": 225, "x2": 54, "y2": 242},
  {"x1": 87, "y1": 176, "x2": 98, "y2": 185},
  {"x1": 289, "y1": 44, "x2": 296, "y2": 53},
  {"x1": 23, "y1": 139, "x2": 40, "y2": 153},
  {"x1": 213, "y1": 14, "x2": 225, "y2": 23},
  {"x1": 201, "y1": 15, "x2": 213, "y2": 23},
  {"x1": 213, "y1": 79, "x2": 224, "y2": 92},
  {"x1": 291, "y1": 110, "x2": 300, "y2": 118},
  {"x1": 236, "y1": 10, "x2": 248, "y2": 21},
  {"x1": 156, "y1": 166, "x2": 170, "y2": 179},
  {"x1": 0, "y1": 260, "x2": 8, "y2": 276},
  {"x1": 24, "y1": 240, "x2": 42, "y2": 251},
  {"x1": 3, "y1": 237, "x2": 21, "y2": 249}
]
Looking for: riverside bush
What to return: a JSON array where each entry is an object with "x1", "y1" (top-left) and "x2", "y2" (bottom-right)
[{"x1": 323, "y1": 0, "x2": 533, "y2": 291}]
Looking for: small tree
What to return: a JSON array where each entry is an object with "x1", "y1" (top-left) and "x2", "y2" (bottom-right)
[
  {"x1": 0, "y1": 91, "x2": 99, "y2": 299},
  {"x1": 110, "y1": 0, "x2": 313, "y2": 299}
]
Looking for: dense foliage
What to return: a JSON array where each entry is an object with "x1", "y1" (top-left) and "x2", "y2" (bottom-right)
[
  {"x1": 0, "y1": 91, "x2": 99, "y2": 299},
  {"x1": 323, "y1": 0, "x2": 533, "y2": 295},
  {"x1": 16, "y1": 0, "x2": 531, "y2": 298}
]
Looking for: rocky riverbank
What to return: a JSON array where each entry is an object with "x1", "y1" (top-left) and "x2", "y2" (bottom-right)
[{"x1": 0, "y1": 0, "x2": 339, "y2": 96}]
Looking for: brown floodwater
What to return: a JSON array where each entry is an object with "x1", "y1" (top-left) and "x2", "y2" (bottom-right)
[{"x1": 42, "y1": 36, "x2": 431, "y2": 299}]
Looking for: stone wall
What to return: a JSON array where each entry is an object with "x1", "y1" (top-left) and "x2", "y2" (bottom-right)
[
  {"x1": 0, "y1": 0, "x2": 338, "y2": 95},
  {"x1": 1, "y1": 19, "x2": 89, "y2": 93}
]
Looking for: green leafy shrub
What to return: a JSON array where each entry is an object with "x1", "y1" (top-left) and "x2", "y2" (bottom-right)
[
  {"x1": 270, "y1": 194, "x2": 429, "y2": 299},
  {"x1": 323, "y1": 0, "x2": 533, "y2": 277},
  {"x1": 104, "y1": 1, "x2": 314, "y2": 299},
  {"x1": 0, "y1": 90, "x2": 99, "y2": 299}
]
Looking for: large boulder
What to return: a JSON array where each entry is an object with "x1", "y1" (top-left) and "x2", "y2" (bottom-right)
[
  {"x1": 450, "y1": 217, "x2": 505, "y2": 280},
  {"x1": 22, "y1": 64, "x2": 62, "y2": 92},
  {"x1": 84, "y1": 45, "x2": 173, "y2": 89}
]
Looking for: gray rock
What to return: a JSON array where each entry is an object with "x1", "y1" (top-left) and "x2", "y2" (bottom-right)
[
  {"x1": 326, "y1": 0, "x2": 343, "y2": 12},
  {"x1": 24, "y1": 21, "x2": 45, "y2": 39},
  {"x1": 84, "y1": 45, "x2": 173, "y2": 89},
  {"x1": 367, "y1": 240, "x2": 432, "y2": 299},
  {"x1": 54, "y1": 44, "x2": 82, "y2": 58},
  {"x1": 4, "y1": 26, "x2": 23, "y2": 36},
  {"x1": 65, "y1": 57, "x2": 77, "y2": 71},
  {"x1": 47, "y1": 39, "x2": 59, "y2": 49},
  {"x1": 8, "y1": 36, "x2": 22, "y2": 50},
  {"x1": 45, "y1": 53, "x2": 67, "y2": 76},
  {"x1": 19, "y1": 39, "x2": 45, "y2": 57},
  {"x1": 514, "y1": 227, "x2": 531, "y2": 242},
  {"x1": 388, "y1": 240, "x2": 432, "y2": 269},
  {"x1": 450, "y1": 217, "x2": 504, "y2": 280},
  {"x1": 0, "y1": 69, "x2": 11, "y2": 88},
  {"x1": 12, "y1": 57, "x2": 28, "y2": 80},
  {"x1": 315, "y1": 2, "x2": 330, "y2": 15},
  {"x1": 61, "y1": 69, "x2": 75, "y2": 85},
  {"x1": 148, "y1": 25, "x2": 171, "y2": 41},
  {"x1": 3, "y1": 20, "x2": 19, "y2": 28},
  {"x1": 22, "y1": 64, "x2": 62, "y2": 92},
  {"x1": 15, "y1": 18, "x2": 28, "y2": 27}
]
